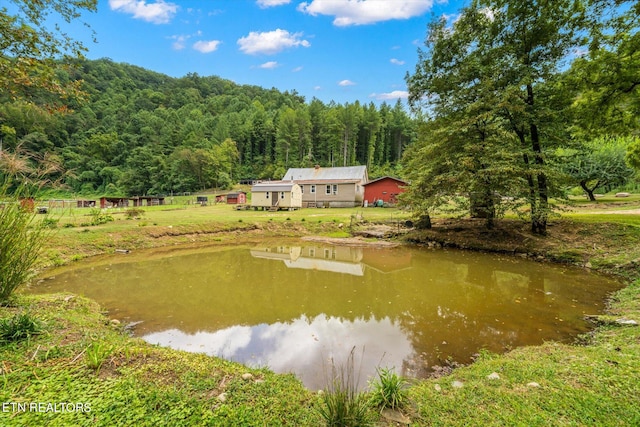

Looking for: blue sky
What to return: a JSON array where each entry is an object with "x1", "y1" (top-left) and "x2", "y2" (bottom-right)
[{"x1": 67, "y1": 0, "x2": 464, "y2": 104}]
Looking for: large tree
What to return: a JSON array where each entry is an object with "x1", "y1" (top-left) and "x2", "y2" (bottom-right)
[
  {"x1": 562, "y1": 137, "x2": 636, "y2": 201},
  {"x1": 406, "y1": 0, "x2": 587, "y2": 234},
  {"x1": 1, "y1": 0, "x2": 97, "y2": 109}
]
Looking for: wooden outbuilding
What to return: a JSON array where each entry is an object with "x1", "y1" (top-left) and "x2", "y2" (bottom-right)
[
  {"x1": 100, "y1": 197, "x2": 129, "y2": 209},
  {"x1": 131, "y1": 196, "x2": 165, "y2": 207},
  {"x1": 226, "y1": 192, "x2": 247, "y2": 205},
  {"x1": 250, "y1": 182, "x2": 302, "y2": 211},
  {"x1": 363, "y1": 176, "x2": 407, "y2": 207}
]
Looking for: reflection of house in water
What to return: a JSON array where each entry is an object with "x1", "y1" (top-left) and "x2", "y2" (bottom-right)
[
  {"x1": 360, "y1": 247, "x2": 413, "y2": 274},
  {"x1": 250, "y1": 245, "x2": 413, "y2": 276},
  {"x1": 250, "y1": 245, "x2": 365, "y2": 276}
]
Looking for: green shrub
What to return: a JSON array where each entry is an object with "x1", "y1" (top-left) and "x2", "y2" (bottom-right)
[
  {"x1": 0, "y1": 185, "x2": 52, "y2": 302},
  {"x1": 41, "y1": 217, "x2": 59, "y2": 229},
  {"x1": 0, "y1": 312, "x2": 43, "y2": 343},
  {"x1": 124, "y1": 208, "x2": 145, "y2": 219},
  {"x1": 368, "y1": 367, "x2": 409, "y2": 411},
  {"x1": 85, "y1": 341, "x2": 113, "y2": 372},
  {"x1": 89, "y1": 209, "x2": 114, "y2": 226}
]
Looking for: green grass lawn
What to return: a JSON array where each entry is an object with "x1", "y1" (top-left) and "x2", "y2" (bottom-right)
[{"x1": 4, "y1": 195, "x2": 638, "y2": 426}]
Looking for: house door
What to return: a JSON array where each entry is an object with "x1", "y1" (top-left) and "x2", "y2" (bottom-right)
[{"x1": 272, "y1": 192, "x2": 278, "y2": 206}]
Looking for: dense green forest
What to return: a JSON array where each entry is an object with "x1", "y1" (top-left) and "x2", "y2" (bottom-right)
[
  {"x1": 402, "y1": 0, "x2": 640, "y2": 234},
  {"x1": 0, "y1": 59, "x2": 415, "y2": 196}
]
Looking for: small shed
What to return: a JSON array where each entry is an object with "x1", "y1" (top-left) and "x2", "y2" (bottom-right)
[
  {"x1": 131, "y1": 196, "x2": 165, "y2": 207},
  {"x1": 77, "y1": 200, "x2": 96, "y2": 208},
  {"x1": 226, "y1": 192, "x2": 247, "y2": 205},
  {"x1": 100, "y1": 197, "x2": 129, "y2": 209},
  {"x1": 250, "y1": 182, "x2": 302, "y2": 211},
  {"x1": 363, "y1": 176, "x2": 408, "y2": 206}
]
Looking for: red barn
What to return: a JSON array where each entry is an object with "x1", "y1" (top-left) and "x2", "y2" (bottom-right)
[
  {"x1": 226, "y1": 192, "x2": 247, "y2": 205},
  {"x1": 363, "y1": 176, "x2": 408, "y2": 207}
]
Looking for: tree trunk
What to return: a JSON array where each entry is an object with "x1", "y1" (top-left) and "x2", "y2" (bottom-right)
[
  {"x1": 580, "y1": 181, "x2": 596, "y2": 201},
  {"x1": 528, "y1": 85, "x2": 547, "y2": 235}
]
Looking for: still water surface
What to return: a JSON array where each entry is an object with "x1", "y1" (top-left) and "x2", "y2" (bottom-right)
[{"x1": 31, "y1": 241, "x2": 621, "y2": 390}]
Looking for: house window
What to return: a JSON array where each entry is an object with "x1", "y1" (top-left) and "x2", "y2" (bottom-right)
[
  {"x1": 332, "y1": 184, "x2": 338, "y2": 195},
  {"x1": 280, "y1": 192, "x2": 285, "y2": 199},
  {"x1": 300, "y1": 185, "x2": 304, "y2": 194},
  {"x1": 326, "y1": 185, "x2": 331, "y2": 195},
  {"x1": 310, "y1": 185, "x2": 316, "y2": 194},
  {"x1": 266, "y1": 192, "x2": 269, "y2": 199}
]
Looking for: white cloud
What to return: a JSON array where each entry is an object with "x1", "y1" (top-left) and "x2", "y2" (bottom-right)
[
  {"x1": 298, "y1": 0, "x2": 434, "y2": 26},
  {"x1": 170, "y1": 34, "x2": 189, "y2": 50},
  {"x1": 370, "y1": 90, "x2": 409, "y2": 100},
  {"x1": 292, "y1": 66, "x2": 303, "y2": 72},
  {"x1": 257, "y1": 0, "x2": 291, "y2": 8},
  {"x1": 390, "y1": 58, "x2": 405, "y2": 65},
  {"x1": 237, "y1": 29, "x2": 311, "y2": 55},
  {"x1": 259, "y1": 61, "x2": 280, "y2": 69},
  {"x1": 109, "y1": 0, "x2": 178, "y2": 24},
  {"x1": 314, "y1": 85, "x2": 321, "y2": 91},
  {"x1": 193, "y1": 40, "x2": 221, "y2": 53},
  {"x1": 338, "y1": 79, "x2": 356, "y2": 86}
]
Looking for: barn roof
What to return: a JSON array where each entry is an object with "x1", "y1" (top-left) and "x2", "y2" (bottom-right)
[
  {"x1": 363, "y1": 176, "x2": 408, "y2": 186},
  {"x1": 283, "y1": 166, "x2": 367, "y2": 182}
]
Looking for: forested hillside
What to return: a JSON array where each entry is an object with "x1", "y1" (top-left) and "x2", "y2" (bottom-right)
[{"x1": 0, "y1": 59, "x2": 415, "y2": 196}]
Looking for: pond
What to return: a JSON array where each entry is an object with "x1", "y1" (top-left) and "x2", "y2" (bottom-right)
[{"x1": 29, "y1": 241, "x2": 621, "y2": 390}]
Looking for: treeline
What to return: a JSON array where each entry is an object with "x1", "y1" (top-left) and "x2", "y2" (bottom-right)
[{"x1": 0, "y1": 59, "x2": 415, "y2": 196}]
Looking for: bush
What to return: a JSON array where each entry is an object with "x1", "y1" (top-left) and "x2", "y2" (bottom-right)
[
  {"x1": 0, "y1": 312, "x2": 43, "y2": 343},
  {"x1": 89, "y1": 208, "x2": 114, "y2": 225},
  {"x1": 0, "y1": 184, "x2": 51, "y2": 302},
  {"x1": 124, "y1": 208, "x2": 145, "y2": 219},
  {"x1": 368, "y1": 367, "x2": 409, "y2": 411}
]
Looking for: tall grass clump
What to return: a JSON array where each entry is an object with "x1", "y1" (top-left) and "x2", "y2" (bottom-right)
[
  {"x1": 1, "y1": 148, "x2": 59, "y2": 302},
  {"x1": 0, "y1": 312, "x2": 43, "y2": 343},
  {"x1": 0, "y1": 184, "x2": 51, "y2": 302},
  {"x1": 368, "y1": 367, "x2": 409, "y2": 411},
  {"x1": 317, "y1": 347, "x2": 374, "y2": 427}
]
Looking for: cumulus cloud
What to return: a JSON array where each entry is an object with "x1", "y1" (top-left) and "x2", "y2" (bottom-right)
[
  {"x1": 193, "y1": 40, "x2": 221, "y2": 53},
  {"x1": 237, "y1": 29, "x2": 310, "y2": 55},
  {"x1": 370, "y1": 90, "x2": 409, "y2": 100},
  {"x1": 338, "y1": 79, "x2": 356, "y2": 86},
  {"x1": 259, "y1": 61, "x2": 280, "y2": 69},
  {"x1": 298, "y1": 0, "x2": 434, "y2": 26},
  {"x1": 109, "y1": 0, "x2": 178, "y2": 24},
  {"x1": 257, "y1": 0, "x2": 291, "y2": 8},
  {"x1": 390, "y1": 58, "x2": 405, "y2": 65}
]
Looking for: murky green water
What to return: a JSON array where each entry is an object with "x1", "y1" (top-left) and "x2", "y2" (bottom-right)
[{"x1": 29, "y1": 241, "x2": 621, "y2": 390}]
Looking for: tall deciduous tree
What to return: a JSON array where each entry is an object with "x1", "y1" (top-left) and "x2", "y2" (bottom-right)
[
  {"x1": 1, "y1": 0, "x2": 97, "y2": 108},
  {"x1": 406, "y1": 0, "x2": 587, "y2": 234}
]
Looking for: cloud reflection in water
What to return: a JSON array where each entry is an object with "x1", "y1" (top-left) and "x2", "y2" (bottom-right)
[{"x1": 143, "y1": 314, "x2": 413, "y2": 390}]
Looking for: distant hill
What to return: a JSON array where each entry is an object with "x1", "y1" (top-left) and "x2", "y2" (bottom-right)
[{"x1": 0, "y1": 58, "x2": 415, "y2": 196}]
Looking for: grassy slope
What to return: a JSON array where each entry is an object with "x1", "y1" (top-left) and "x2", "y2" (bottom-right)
[{"x1": 2, "y1": 200, "x2": 639, "y2": 426}]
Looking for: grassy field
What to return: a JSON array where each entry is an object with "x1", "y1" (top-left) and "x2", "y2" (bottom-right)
[{"x1": 2, "y1": 196, "x2": 639, "y2": 426}]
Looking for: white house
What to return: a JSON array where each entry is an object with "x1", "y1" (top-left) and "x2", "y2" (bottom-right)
[
  {"x1": 250, "y1": 182, "x2": 302, "y2": 211},
  {"x1": 282, "y1": 165, "x2": 368, "y2": 208}
]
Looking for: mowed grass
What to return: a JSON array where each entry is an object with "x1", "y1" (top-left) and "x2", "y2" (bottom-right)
[{"x1": 6, "y1": 194, "x2": 639, "y2": 426}]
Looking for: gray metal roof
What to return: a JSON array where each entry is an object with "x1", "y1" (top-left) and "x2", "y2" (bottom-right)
[
  {"x1": 283, "y1": 166, "x2": 367, "y2": 182},
  {"x1": 251, "y1": 182, "x2": 298, "y2": 192}
]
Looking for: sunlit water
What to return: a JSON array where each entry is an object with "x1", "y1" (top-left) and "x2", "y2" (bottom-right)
[{"x1": 29, "y1": 241, "x2": 621, "y2": 390}]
